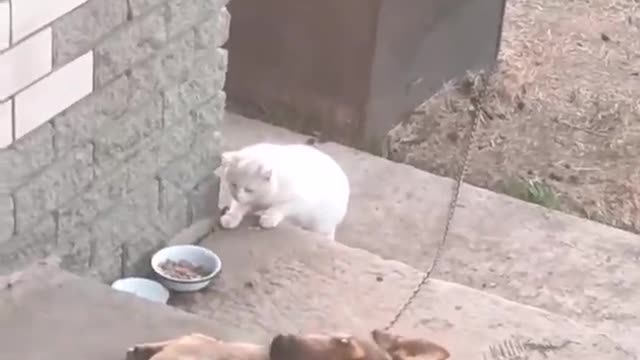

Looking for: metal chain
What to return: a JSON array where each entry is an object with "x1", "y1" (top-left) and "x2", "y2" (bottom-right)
[{"x1": 384, "y1": 89, "x2": 487, "y2": 331}]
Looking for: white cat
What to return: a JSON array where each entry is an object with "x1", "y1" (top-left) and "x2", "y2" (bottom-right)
[{"x1": 214, "y1": 142, "x2": 350, "y2": 240}]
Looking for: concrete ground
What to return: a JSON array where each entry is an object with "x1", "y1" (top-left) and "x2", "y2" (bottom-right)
[
  {"x1": 0, "y1": 236, "x2": 633, "y2": 360},
  {"x1": 221, "y1": 112, "x2": 640, "y2": 355},
  {"x1": 2, "y1": 112, "x2": 638, "y2": 360}
]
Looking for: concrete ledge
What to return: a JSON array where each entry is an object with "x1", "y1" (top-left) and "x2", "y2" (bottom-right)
[
  {"x1": 0, "y1": 228, "x2": 634, "y2": 360},
  {"x1": 221, "y1": 112, "x2": 640, "y2": 354},
  {"x1": 169, "y1": 225, "x2": 633, "y2": 360},
  {"x1": 0, "y1": 258, "x2": 223, "y2": 360}
]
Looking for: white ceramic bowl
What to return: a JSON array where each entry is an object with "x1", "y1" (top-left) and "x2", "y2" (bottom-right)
[
  {"x1": 111, "y1": 277, "x2": 170, "y2": 304},
  {"x1": 151, "y1": 245, "x2": 222, "y2": 292}
]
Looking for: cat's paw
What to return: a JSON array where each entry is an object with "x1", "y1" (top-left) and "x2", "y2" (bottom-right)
[
  {"x1": 259, "y1": 212, "x2": 284, "y2": 229},
  {"x1": 220, "y1": 213, "x2": 242, "y2": 229}
]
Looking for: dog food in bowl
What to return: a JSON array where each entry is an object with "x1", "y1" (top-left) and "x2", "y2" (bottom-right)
[
  {"x1": 159, "y1": 259, "x2": 211, "y2": 280},
  {"x1": 151, "y1": 245, "x2": 222, "y2": 292}
]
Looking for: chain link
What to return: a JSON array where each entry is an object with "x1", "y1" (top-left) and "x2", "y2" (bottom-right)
[{"x1": 384, "y1": 87, "x2": 487, "y2": 331}]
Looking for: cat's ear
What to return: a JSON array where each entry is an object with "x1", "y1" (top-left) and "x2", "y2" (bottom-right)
[
  {"x1": 215, "y1": 151, "x2": 237, "y2": 178},
  {"x1": 221, "y1": 151, "x2": 238, "y2": 165},
  {"x1": 258, "y1": 165, "x2": 273, "y2": 181}
]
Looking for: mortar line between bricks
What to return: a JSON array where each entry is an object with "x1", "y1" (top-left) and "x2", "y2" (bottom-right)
[
  {"x1": 7, "y1": 0, "x2": 12, "y2": 48},
  {"x1": 10, "y1": 193, "x2": 17, "y2": 235},
  {"x1": 50, "y1": 121, "x2": 58, "y2": 158},
  {"x1": 186, "y1": 197, "x2": 194, "y2": 226},
  {"x1": 157, "y1": 176, "x2": 164, "y2": 211},
  {"x1": 52, "y1": 210, "x2": 60, "y2": 246},
  {"x1": 88, "y1": 239, "x2": 96, "y2": 268},
  {"x1": 120, "y1": 243, "x2": 129, "y2": 278},
  {"x1": 10, "y1": 96, "x2": 15, "y2": 142},
  {"x1": 125, "y1": 0, "x2": 134, "y2": 21},
  {"x1": 160, "y1": 91, "x2": 167, "y2": 128}
]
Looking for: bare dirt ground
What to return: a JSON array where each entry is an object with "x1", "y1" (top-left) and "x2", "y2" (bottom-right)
[{"x1": 387, "y1": 0, "x2": 640, "y2": 233}]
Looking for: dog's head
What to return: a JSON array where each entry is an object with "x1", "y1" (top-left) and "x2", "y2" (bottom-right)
[
  {"x1": 371, "y1": 330, "x2": 449, "y2": 360},
  {"x1": 269, "y1": 330, "x2": 449, "y2": 360}
]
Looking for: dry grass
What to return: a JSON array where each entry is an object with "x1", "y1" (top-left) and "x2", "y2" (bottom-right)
[{"x1": 387, "y1": 0, "x2": 640, "y2": 233}]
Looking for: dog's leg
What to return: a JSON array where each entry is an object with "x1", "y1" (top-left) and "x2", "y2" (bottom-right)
[{"x1": 125, "y1": 339, "x2": 174, "y2": 360}]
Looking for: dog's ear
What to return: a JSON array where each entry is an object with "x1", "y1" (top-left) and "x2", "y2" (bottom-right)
[{"x1": 371, "y1": 330, "x2": 450, "y2": 360}]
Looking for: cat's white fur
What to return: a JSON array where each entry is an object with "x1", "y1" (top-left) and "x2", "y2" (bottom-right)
[{"x1": 214, "y1": 143, "x2": 350, "y2": 240}]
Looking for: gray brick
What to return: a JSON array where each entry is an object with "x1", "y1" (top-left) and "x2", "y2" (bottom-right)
[
  {"x1": 194, "y1": 6, "x2": 230, "y2": 49},
  {"x1": 88, "y1": 214, "x2": 126, "y2": 281},
  {"x1": 121, "y1": 185, "x2": 168, "y2": 276},
  {"x1": 166, "y1": 0, "x2": 226, "y2": 38},
  {"x1": 96, "y1": 107, "x2": 194, "y2": 179},
  {"x1": 191, "y1": 90, "x2": 226, "y2": 129},
  {"x1": 14, "y1": 144, "x2": 94, "y2": 234},
  {"x1": 129, "y1": 0, "x2": 167, "y2": 17},
  {"x1": 94, "y1": 7, "x2": 166, "y2": 86},
  {"x1": 57, "y1": 167, "x2": 159, "y2": 242},
  {"x1": 160, "y1": 96, "x2": 224, "y2": 191},
  {"x1": 126, "y1": 29, "x2": 196, "y2": 106},
  {"x1": 0, "y1": 215, "x2": 57, "y2": 275},
  {"x1": 57, "y1": 231, "x2": 92, "y2": 275},
  {"x1": 0, "y1": 123, "x2": 55, "y2": 192},
  {"x1": 159, "y1": 146, "x2": 221, "y2": 194},
  {"x1": 163, "y1": 48, "x2": 227, "y2": 127},
  {"x1": 57, "y1": 121, "x2": 192, "y2": 236},
  {"x1": 94, "y1": 94, "x2": 163, "y2": 169},
  {"x1": 75, "y1": 184, "x2": 162, "y2": 281},
  {"x1": 158, "y1": 179, "x2": 189, "y2": 236},
  {"x1": 187, "y1": 174, "x2": 220, "y2": 224},
  {"x1": 121, "y1": 221, "x2": 166, "y2": 276},
  {"x1": 53, "y1": 75, "x2": 143, "y2": 155},
  {"x1": 0, "y1": 195, "x2": 13, "y2": 243},
  {"x1": 53, "y1": 0, "x2": 128, "y2": 66}
]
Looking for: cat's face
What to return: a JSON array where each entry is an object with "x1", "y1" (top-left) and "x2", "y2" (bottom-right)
[{"x1": 217, "y1": 151, "x2": 275, "y2": 204}]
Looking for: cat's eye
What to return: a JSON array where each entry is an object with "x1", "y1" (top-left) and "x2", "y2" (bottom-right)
[
  {"x1": 244, "y1": 187, "x2": 254, "y2": 193},
  {"x1": 229, "y1": 183, "x2": 238, "y2": 189}
]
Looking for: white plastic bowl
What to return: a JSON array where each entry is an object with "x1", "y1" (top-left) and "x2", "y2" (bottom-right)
[
  {"x1": 151, "y1": 245, "x2": 222, "y2": 292},
  {"x1": 111, "y1": 277, "x2": 170, "y2": 304}
]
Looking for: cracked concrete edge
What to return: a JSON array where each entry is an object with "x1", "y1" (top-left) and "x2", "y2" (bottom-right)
[{"x1": 167, "y1": 218, "x2": 215, "y2": 246}]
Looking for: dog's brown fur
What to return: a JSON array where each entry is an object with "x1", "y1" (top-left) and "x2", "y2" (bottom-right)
[{"x1": 126, "y1": 330, "x2": 449, "y2": 360}]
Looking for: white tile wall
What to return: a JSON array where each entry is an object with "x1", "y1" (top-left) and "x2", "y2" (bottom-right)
[
  {"x1": 0, "y1": 27, "x2": 52, "y2": 101},
  {"x1": 11, "y1": 0, "x2": 88, "y2": 42},
  {"x1": 0, "y1": 99, "x2": 11, "y2": 148},
  {"x1": 0, "y1": 1, "x2": 9, "y2": 50},
  {"x1": 15, "y1": 50, "x2": 93, "y2": 139}
]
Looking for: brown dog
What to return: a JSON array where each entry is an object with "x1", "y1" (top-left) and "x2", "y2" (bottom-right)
[{"x1": 126, "y1": 330, "x2": 449, "y2": 360}]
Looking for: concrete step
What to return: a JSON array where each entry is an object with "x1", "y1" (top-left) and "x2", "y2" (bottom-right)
[
  {"x1": 0, "y1": 227, "x2": 633, "y2": 360},
  {"x1": 221, "y1": 112, "x2": 640, "y2": 355},
  {"x1": 151, "y1": 223, "x2": 637, "y2": 359}
]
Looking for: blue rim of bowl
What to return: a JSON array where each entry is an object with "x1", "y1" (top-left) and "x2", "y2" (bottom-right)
[
  {"x1": 151, "y1": 246, "x2": 222, "y2": 284},
  {"x1": 111, "y1": 277, "x2": 170, "y2": 302}
]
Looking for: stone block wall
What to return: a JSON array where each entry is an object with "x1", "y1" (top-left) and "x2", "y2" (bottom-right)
[{"x1": 0, "y1": 0, "x2": 230, "y2": 281}]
